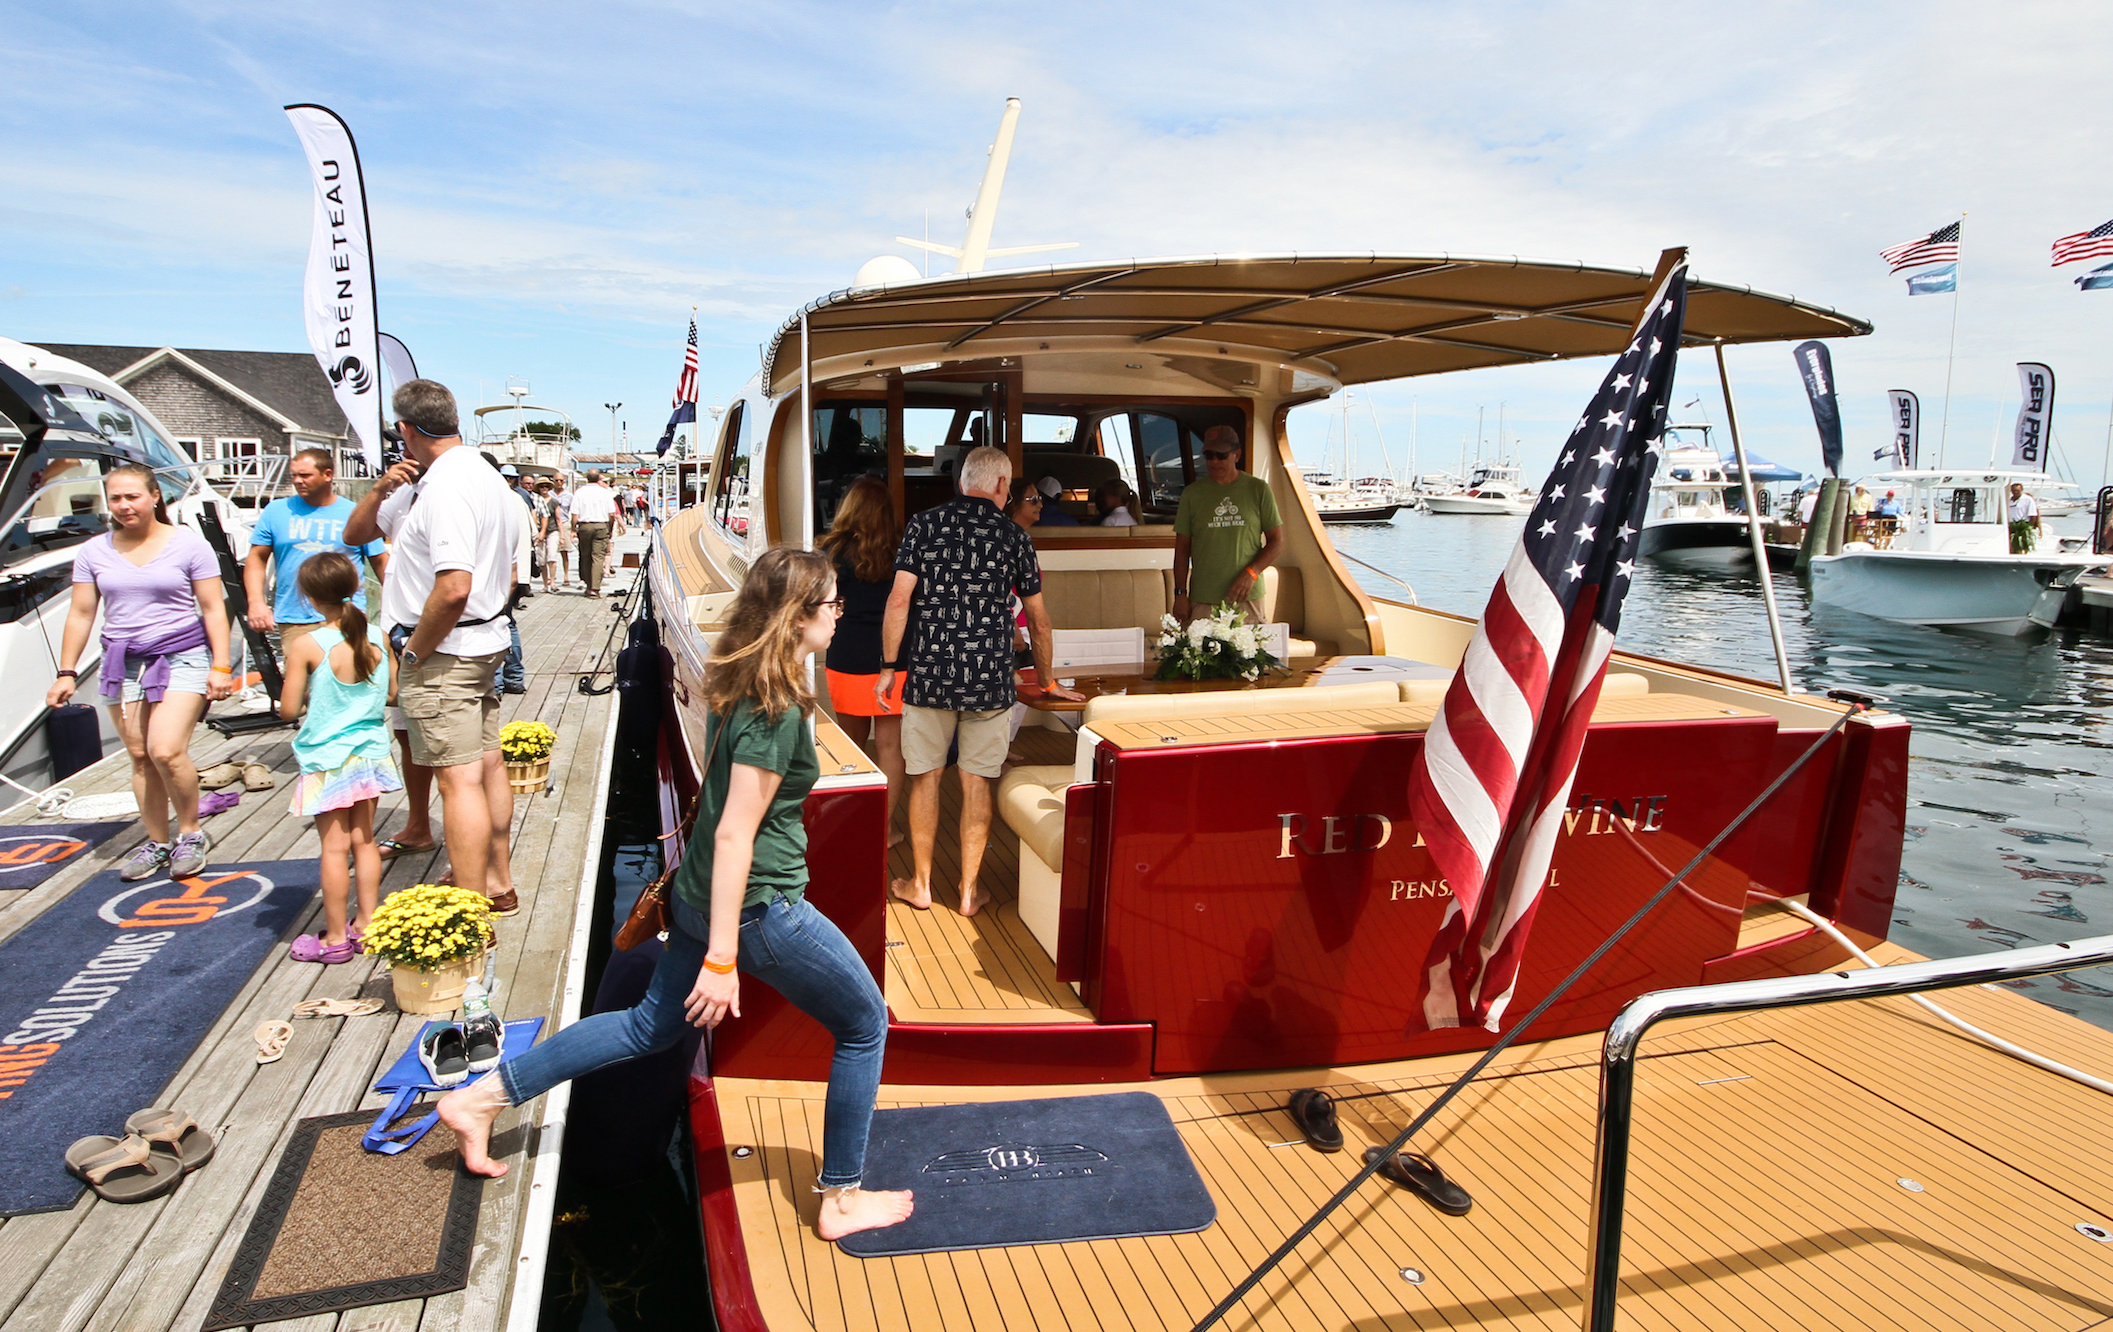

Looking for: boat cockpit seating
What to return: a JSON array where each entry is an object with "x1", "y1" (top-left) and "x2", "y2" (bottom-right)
[{"x1": 1034, "y1": 558, "x2": 1331, "y2": 658}]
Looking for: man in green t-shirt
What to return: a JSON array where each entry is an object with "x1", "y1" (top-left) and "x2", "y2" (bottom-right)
[{"x1": 1172, "y1": 424, "x2": 1285, "y2": 623}]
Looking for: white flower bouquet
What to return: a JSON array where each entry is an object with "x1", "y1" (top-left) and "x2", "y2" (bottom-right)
[{"x1": 1152, "y1": 604, "x2": 1286, "y2": 682}]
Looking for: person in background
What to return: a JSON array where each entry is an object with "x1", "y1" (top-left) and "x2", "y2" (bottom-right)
[
  {"x1": 279, "y1": 552, "x2": 402, "y2": 964},
  {"x1": 816, "y1": 477, "x2": 906, "y2": 846},
  {"x1": 437, "y1": 548, "x2": 916, "y2": 1243},
  {"x1": 47, "y1": 463, "x2": 234, "y2": 881},
  {"x1": 879, "y1": 447, "x2": 1081, "y2": 917},
  {"x1": 1172, "y1": 424, "x2": 1283, "y2": 624},
  {"x1": 347, "y1": 379, "x2": 524, "y2": 914},
  {"x1": 1848, "y1": 483, "x2": 1874, "y2": 542},
  {"x1": 532, "y1": 480, "x2": 561, "y2": 592},
  {"x1": 548, "y1": 476, "x2": 575, "y2": 587},
  {"x1": 1092, "y1": 477, "x2": 1139, "y2": 527},
  {"x1": 1873, "y1": 488, "x2": 1903, "y2": 548},
  {"x1": 243, "y1": 448, "x2": 389, "y2": 660},
  {"x1": 2009, "y1": 481, "x2": 2041, "y2": 553},
  {"x1": 1031, "y1": 476, "x2": 1080, "y2": 526},
  {"x1": 503, "y1": 467, "x2": 537, "y2": 596},
  {"x1": 572, "y1": 469, "x2": 620, "y2": 598},
  {"x1": 488, "y1": 455, "x2": 531, "y2": 695}
]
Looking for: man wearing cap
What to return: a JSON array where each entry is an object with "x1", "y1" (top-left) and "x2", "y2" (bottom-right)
[
  {"x1": 2009, "y1": 481, "x2": 2041, "y2": 553},
  {"x1": 1031, "y1": 476, "x2": 1081, "y2": 526},
  {"x1": 1172, "y1": 424, "x2": 1283, "y2": 624},
  {"x1": 570, "y1": 469, "x2": 621, "y2": 598}
]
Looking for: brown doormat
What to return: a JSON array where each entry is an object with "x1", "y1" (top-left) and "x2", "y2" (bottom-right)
[{"x1": 203, "y1": 1109, "x2": 484, "y2": 1330}]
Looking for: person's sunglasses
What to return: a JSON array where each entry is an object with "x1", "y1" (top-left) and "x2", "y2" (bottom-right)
[
  {"x1": 810, "y1": 598, "x2": 846, "y2": 612},
  {"x1": 1201, "y1": 448, "x2": 1237, "y2": 461}
]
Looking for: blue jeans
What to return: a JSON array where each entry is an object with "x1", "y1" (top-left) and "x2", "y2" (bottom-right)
[
  {"x1": 501, "y1": 614, "x2": 525, "y2": 691},
  {"x1": 497, "y1": 892, "x2": 887, "y2": 1188}
]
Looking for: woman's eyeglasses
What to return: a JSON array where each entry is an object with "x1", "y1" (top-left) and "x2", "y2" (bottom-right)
[{"x1": 810, "y1": 598, "x2": 846, "y2": 613}]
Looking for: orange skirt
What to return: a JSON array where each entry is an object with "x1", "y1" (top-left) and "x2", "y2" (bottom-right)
[{"x1": 826, "y1": 667, "x2": 904, "y2": 718}]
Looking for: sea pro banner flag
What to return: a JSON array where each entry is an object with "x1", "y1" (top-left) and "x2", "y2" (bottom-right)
[
  {"x1": 1405, "y1": 266, "x2": 1687, "y2": 1032},
  {"x1": 1881, "y1": 390, "x2": 1919, "y2": 469},
  {"x1": 2078, "y1": 263, "x2": 2113, "y2": 293},
  {"x1": 1793, "y1": 340, "x2": 1845, "y2": 477},
  {"x1": 656, "y1": 316, "x2": 700, "y2": 456},
  {"x1": 284, "y1": 105, "x2": 383, "y2": 472},
  {"x1": 1906, "y1": 264, "x2": 1957, "y2": 296},
  {"x1": 2012, "y1": 363, "x2": 2055, "y2": 471}
]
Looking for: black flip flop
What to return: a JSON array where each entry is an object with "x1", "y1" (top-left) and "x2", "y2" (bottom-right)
[
  {"x1": 125, "y1": 1108, "x2": 217, "y2": 1173},
  {"x1": 1287, "y1": 1088, "x2": 1345, "y2": 1153},
  {"x1": 1365, "y1": 1146, "x2": 1473, "y2": 1216}
]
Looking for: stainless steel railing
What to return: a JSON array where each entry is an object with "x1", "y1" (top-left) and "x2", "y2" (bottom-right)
[{"x1": 1584, "y1": 933, "x2": 2113, "y2": 1331}]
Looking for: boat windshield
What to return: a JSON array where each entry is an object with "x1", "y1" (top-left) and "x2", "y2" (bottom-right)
[{"x1": 44, "y1": 383, "x2": 192, "y2": 506}]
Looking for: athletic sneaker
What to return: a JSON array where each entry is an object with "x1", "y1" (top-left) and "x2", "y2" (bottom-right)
[
  {"x1": 168, "y1": 831, "x2": 211, "y2": 878},
  {"x1": 118, "y1": 841, "x2": 170, "y2": 883},
  {"x1": 461, "y1": 1012, "x2": 503, "y2": 1074},
  {"x1": 419, "y1": 1023, "x2": 469, "y2": 1088}
]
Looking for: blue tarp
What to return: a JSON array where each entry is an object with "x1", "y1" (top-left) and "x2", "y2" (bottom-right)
[{"x1": 1726, "y1": 451, "x2": 1804, "y2": 482}]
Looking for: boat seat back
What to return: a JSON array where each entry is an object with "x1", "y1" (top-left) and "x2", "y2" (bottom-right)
[
  {"x1": 1050, "y1": 626, "x2": 1148, "y2": 669},
  {"x1": 1035, "y1": 560, "x2": 1329, "y2": 656},
  {"x1": 1082, "y1": 680, "x2": 1403, "y2": 728},
  {"x1": 1396, "y1": 671, "x2": 1650, "y2": 704}
]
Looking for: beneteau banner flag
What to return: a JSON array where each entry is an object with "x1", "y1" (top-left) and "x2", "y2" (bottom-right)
[
  {"x1": 1793, "y1": 340, "x2": 1844, "y2": 476},
  {"x1": 2012, "y1": 363, "x2": 2055, "y2": 471},
  {"x1": 1405, "y1": 267, "x2": 1687, "y2": 1032},
  {"x1": 1882, "y1": 390, "x2": 1919, "y2": 469},
  {"x1": 284, "y1": 105, "x2": 383, "y2": 472}
]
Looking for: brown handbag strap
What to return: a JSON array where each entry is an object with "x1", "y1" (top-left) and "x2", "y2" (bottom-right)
[{"x1": 648, "y1": 705, "x2": 733, "y2": 892}]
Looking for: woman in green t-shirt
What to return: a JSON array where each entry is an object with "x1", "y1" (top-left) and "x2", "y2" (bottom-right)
[{"x1": 440, "y1": 547, "x2": 913, "y2": 1241}]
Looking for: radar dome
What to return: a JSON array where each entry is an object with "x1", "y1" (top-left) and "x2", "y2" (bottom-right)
[{"x1": 852, "y1": 255, "x2": 921, "y2": 289}]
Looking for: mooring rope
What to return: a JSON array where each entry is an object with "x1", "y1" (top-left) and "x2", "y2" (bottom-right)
[{"x1": 1188, "y1": 690, "x2": 1874, "y2": 1332}]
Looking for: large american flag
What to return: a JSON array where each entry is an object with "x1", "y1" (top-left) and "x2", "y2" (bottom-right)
[
  {"x1": 1406, "y1": 268, "x2": 1687, "y2": 1031},
  {"x1": 672, "y1": 316, "x2": 699, "y2": 408},
  {"x1": 2052, "y1": 219, "x2": 2113, "y2": 267},
  {"x1": 1879, "y1": 220, "x2": 1961, "y2": 273}
]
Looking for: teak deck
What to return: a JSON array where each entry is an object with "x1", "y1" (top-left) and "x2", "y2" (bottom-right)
[
  {"x1": 714, "y1": 945, "x2": 2113, "y2": 1331},
  {"x1": 0, "y1": 554, "x2": 634, "y2": 1332}
]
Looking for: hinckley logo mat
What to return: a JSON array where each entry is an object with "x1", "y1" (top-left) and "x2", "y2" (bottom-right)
[
  {"x1": 0, "y1": 835, "x2": 95, "y2": 876},
  {"x1": 920, "y1": 1142, "x2": 1111, "y2": 1186}
]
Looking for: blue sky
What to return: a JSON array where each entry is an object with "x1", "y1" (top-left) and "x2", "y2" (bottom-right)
[{"x1": 6, "y1": 1, "x2": 2110, "y2": 484}]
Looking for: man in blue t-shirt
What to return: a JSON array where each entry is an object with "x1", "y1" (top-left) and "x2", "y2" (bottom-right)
[{"x1": 243, "y1": 448, "x2": 390, "y2": 654}]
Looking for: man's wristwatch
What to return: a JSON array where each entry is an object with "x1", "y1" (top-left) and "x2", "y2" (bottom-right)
[
  {"x1": 400, "y1": 647, "x2": 421, "y2": 669},
  {"x1": 1173, "y1": 586, "x2": 1188, "y2": 597}
]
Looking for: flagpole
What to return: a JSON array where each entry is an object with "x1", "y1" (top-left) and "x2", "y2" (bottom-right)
[
  {"x1": 687, "y1": 304, "x2": 700, "y2": 467},
  {"x1": 1715, "y1": 341, "x2": 1794, "y2": 694},
  {"x1": 1937, "y1": 210, "x2": 1965, "y2": 467}
]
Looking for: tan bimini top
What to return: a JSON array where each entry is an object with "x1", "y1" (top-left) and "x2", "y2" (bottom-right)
[{"x1": 759, "y1": 251, "x2": 1873, "y2": 397}]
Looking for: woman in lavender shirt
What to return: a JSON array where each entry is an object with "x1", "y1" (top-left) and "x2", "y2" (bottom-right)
[{"x1": 45, "y1": 463, "x2": 235, "y2": 881}]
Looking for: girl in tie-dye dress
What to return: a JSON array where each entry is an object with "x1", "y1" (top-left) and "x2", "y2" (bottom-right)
[{"x1": 278, "y1": 552, "x2": 404, "y2": 964}]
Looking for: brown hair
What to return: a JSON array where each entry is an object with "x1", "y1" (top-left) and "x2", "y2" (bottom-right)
[
  {"x1": 103, "y1": 461, "x2": 170, "y2": 525},
  {"x1": 295, "y1": 552, "x2": 378, "y2": 683},
  {"x1": 292, "y1": 447, "x2": 334, "y2": 474},
  {"x1": 817, "y1": 476, "x2": 899, "y2": 584},
  {"x1": 700, "y1": 546, "x2": 832, "y2": 721}
]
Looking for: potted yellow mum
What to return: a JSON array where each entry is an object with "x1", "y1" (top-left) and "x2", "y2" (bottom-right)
[
  {"x1": 364, "y1": 883, "x2": 497, "y2": 1013},
  {"x1": 500, "y1": 720, "x2": 557, "y2": 794}
]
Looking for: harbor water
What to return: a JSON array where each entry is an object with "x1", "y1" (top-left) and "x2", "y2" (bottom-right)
[{"x1": 1331, "y1": 507, "x2": 2113, "y2": 1030}]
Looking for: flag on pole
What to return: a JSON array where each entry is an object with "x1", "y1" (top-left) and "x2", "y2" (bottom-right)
[
  {"x1": 2051, "y1": 220, "x2": 2113, "y2": 267},
  {"x1": 1405, "y1": 266, "x2": 1687, "y2": 1032},
  {"x1": 284, "y1": 104, "x2": 384, "y2": 471},
  {"x1": 1905, "y1": 263, "x2": 1957, "y2": 296},
  {"x1": 1880, "y1": 221, "x2": 1962, "y2": 273},
  {"x1": 656, "y1": 317, "x2": 701, "y2": 456},
  {"x1": 2078, "y1": 263, "x2": 2113, "y2": 293}
]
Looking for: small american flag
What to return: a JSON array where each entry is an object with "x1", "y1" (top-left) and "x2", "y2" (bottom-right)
[
  {"x1": 1880, "y1": 221, "x2": 1961, "y2": 273},
  {"x1": 2052, "y1": 220, "x2": 2113, "y2": 267},
  {"x1": 1405, "y1": 268, "x2": 1686, "y2": 1031},
  {"x1": 672, "y1": 316, "x2": 699, "y2": 407}
]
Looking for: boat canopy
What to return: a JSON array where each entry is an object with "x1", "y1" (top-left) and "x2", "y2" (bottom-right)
[
  {"x1": 1728, "y1": 452, "x2": 1803, "y2": 482},
  {"x1": 759, "y1": 251, "x2": 1873, "y2": 397}
]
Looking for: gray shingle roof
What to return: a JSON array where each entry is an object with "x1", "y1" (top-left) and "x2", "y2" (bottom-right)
[{"x1": 35, "y1": 343, "x2": 351, "y2": 438}]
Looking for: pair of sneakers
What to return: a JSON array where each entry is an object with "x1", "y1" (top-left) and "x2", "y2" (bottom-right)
[
  {"x1": 419, "y1": 1012, "x2": 502, "y2": 1088},
  {"x1": 118, "y1": 831, "x2": 211, "y2": 883}
]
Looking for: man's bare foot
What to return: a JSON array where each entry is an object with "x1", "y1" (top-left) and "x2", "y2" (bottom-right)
[
  {"x1": 815, "y1": 1185, "x2": 915, "y2": 1240},
  {"x1": 958, "y1": 884, "x2": 990, "y2": 918},
  {"x1": 437, "y1": 1074, "x2": 511, "y2": 1178},
  {"x1": 888, "y1": 877, "x2": 932, "y2": 910},
  {"x1": 885, "y1": 829, "x2": 906, "y2": 850}
]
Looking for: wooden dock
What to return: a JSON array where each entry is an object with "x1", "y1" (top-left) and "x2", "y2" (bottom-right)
[{"x1": 0, "y1": 551, "x2": 638, "y2": 1332}]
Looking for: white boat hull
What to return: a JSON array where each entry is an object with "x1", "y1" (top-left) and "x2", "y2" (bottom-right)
[
  {"x1": 1808, "y1": 550, "x2": 2096, "y2": 634},
  {"x1": 1424, "y1": 494, "x2": 1533, "y2": 516}
]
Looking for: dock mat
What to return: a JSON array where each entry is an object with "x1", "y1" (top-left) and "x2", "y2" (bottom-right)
[
  {"x1": 202, "y1": 1109, "x2": 482, "y2": 1330},
  {"x1": 0, "y1": 821, "x2": 130, "y2": 891},
  {"x1": 0, "y1": 857, "x2": 316, "y2": 1215},
  {"x1": 837, "y1": 1090, "x2": 1216, "y2": 1257}
]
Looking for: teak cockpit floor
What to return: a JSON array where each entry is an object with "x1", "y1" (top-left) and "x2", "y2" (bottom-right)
[
  {"x1": 881, "y1": 727, "x2": 1088, "y2": 1024},
  {"x1": 711, "y1": 942, "x2": 2113, "y2": 1331}
]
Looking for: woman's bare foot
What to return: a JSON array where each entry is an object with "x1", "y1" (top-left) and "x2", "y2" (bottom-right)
[
  {"x1": 815, "y1": 1185, "x2": 914, "y2": 1240},
  {"x1": 888, "y1": 877, "x2": 932, "y2": 910},
  {"x1": 958, "y1": 883, "x2": 989, "y2": 918},
  {"x1": 437, "y1": 1074, "x2": 511, "y2": 1178}
]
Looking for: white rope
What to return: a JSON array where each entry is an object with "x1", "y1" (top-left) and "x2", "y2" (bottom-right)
[
  {"x1": 1782, "y1": 897, "x2": 2113, "y2": 1097},
  {"x1": 0, "y1": 771, "x2": 78, "y2": 820}
]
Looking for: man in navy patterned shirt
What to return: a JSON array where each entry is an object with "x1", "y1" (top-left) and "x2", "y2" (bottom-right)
[{"x1": 878, "y1": 446, "x2": 1083, "y2": 916}]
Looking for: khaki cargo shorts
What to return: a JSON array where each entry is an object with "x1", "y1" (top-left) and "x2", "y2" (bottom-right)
[
  {"x1": 901, "y1": 704, "x2": 1011, "y2": 780},
  {"x1": 399, "y1": 649, "x2": 505, "y2": 768}
]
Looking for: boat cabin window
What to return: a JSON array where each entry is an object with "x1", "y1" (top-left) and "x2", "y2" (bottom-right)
[
  {"x1": 48, "y1": 383, "x2": 189, "y2": 506},
  {"x1": 0, "y1": 453, "x2": 113, "y2": 569},
  {"x1": 711, "y1": 401, "x2": 752, "y2": 536},
  {"x1": 1937, "y1": 487, "x2": 1990, "y2": 524}
]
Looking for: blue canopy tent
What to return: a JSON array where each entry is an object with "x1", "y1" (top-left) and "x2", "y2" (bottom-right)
[{"x1": 1724, "y1": 451, "x2": 1804, "y2": 483}]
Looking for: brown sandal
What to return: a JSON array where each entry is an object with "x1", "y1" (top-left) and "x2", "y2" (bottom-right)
[
  {"x1": 65, "y1": 1133, "x2": 179, "y2": 1202},
  {"x1": 240, "y1": 762, "x2": 276, "y2": 791},
  {"x1": 125, "y1": 1108, "x2": 216, "y2": 1173}
]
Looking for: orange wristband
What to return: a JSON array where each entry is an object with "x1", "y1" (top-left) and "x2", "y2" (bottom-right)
[{"x1": 702, "y1": 956, "x2": 737, "y2": 975}]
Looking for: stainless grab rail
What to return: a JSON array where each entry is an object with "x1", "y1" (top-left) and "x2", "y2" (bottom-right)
[{"x1": 1585, "y1": 932, "x2": 2113, "y2": 1331}]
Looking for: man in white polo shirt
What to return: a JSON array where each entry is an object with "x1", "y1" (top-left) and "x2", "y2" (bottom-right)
[
  {"x1": 347, "y1": 379, "x2": 525, "y2": 914},
  {"x1": 570, "y1": 469, "x2": 621, "y2": 598}
]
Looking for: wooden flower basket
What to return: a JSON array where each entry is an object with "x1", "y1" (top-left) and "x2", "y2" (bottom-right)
[
  {"x1": 506, "y1": 757, "x2": 551, "y2": 794},
  {"x1": 391, "y1": 949, "x2": 488, "y2": 1015}
]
